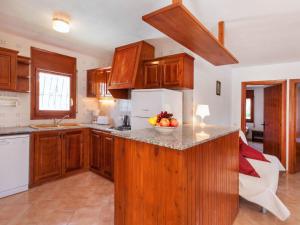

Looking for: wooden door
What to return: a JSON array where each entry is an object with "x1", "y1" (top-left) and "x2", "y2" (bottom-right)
[
  {"x1": 109, "y1": 43, "x2": 140, "y2": 89},
  {"x1": 0, "y1": 48, "x2": 17, "y2": 90},
  {"x1": 87, "y1": 69, "x2": 97, "y2": 97},
  {"x1": 102, "y1": 134, "x2": 114, "y2": 180},
  {"x1": 143, "y1": 62, "x2": 161, "y2": 88},
  {"x1": 264, "y1": 85, "x2": 282, "y2": 159},
  {"x1": 63, "y1": 130, "x2": 84, "y2": 174},
  {"x1": 161, "y1": 57, "x2": 181, "y2": 87},
  {"x1": 34, "y1": 132, "x2": 62, "y2": 183}
]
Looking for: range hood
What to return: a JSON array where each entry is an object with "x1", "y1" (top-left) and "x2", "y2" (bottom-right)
[{"x1": 142, "y1": 3, "x2": 238, "y2": 66}]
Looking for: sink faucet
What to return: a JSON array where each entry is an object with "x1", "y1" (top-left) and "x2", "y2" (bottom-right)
[{"x1": 53, "y1": 115, "x2": 70, "y2": 126}]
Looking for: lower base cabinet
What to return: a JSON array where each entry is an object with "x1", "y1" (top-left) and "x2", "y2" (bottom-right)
[
  {"x1": 31, "y1": 129, "x2": 85, "y2": 186},
  {"x1": 63, "y1": 130, "x2": 84, "y2": 174},
  {"x1": 30, "y1": 128, "x2": 114, "y2": 186},
  {"x1": 90, "y1": 130, "x2": 114, "y2": 181}
]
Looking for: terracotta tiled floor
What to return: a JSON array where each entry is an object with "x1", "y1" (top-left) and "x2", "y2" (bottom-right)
[
  {"x1": 0, "y1": 172, "x2": 299, "y2": 225},
  {"x1": 0, "y1": 172, "x2": 114, "y2": 225}
]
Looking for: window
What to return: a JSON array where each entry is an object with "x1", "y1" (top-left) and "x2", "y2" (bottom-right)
[
  {"x1": 246, "y1": 90, "x2": 254, "y2": 122},
  {"x1": 31, "y1": 47, "x2": 76, "y2": 119},
  {"x1": 38, "y1": 71, "x2": 71, "y2": 111}
]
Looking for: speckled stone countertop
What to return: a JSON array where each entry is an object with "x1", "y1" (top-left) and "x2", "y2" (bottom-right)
[
  {"x1": 0, "y1": 124, "x2": 114, "y2": 136},
  {"x1": 113, "y1": 125, "x2": 239, "y2": 150},
  {"x1": 0, "y1": 126, "x2": 36, "y2": 136}
]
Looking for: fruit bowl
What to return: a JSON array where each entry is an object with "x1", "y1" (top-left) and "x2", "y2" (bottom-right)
[{"x1": 154, "y1": 126, "x2": 177, "y2": 135}]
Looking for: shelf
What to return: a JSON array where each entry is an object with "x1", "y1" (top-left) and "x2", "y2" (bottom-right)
[
  {"x1": 17, "y1": 56, "x2": 31, "y2": 65},
  {"x1": 17, "y1": 75, "x2": 30, "y2": 79},
  {"x1": 142, "y1": 3, "x2": 238, "y2": 66}
]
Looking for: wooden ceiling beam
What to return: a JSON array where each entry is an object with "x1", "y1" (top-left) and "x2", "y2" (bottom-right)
[
  {"x1": 172, "y1": 0, "x2": 182, "y2": 4},
  {"x1": 218, "y1": 21, "x2": 224, "y2": 46}
]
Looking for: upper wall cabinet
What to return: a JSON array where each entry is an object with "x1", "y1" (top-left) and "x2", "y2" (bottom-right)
[
  {"x1": 143, "y1": 53, "x2": 194, "y2": 89},
  {"x1": 87, "y1": 67, "x2": 112, "y2": 98},
  {"x1": 0, "y1": 47, "x2": 31, "y2": 93},
  {"x1": 0, "y1": 47, "x2": 18, "y2": 91},
  {"x1": 108, "y1": 41, "x2": 155, "y2": 90}
]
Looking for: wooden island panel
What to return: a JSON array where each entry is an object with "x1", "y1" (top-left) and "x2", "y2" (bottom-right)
[{"x1": 114, "y1": 131, "x2": 239, "y2": 225}]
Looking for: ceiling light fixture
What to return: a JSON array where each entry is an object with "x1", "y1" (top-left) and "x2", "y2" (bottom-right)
[{"x1": 52, "y1": 12, "x2": 71, "y2": 33}]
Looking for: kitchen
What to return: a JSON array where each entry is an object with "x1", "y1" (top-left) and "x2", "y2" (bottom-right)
[{"x1": 0, "y1": 1, "x2": 298, "y2": 225}]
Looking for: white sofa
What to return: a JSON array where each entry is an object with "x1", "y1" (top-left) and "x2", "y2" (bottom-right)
[{"x1": 239, "y1": 131, "x2": 290, "y2": 221}]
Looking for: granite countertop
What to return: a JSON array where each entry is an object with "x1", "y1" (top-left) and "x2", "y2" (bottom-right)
[
  {"x1": 113, "y1": 124, "x2": 239, "y2": 150},
  {"x1": 0, "y1": 127, "x2": 36, "y2": 136},
  {"x1": 0, "y1": 124, "x2": 239, "y2": 150},
  {"x1": 0, "y1": 123, "x2": 115, "y2": 136}
]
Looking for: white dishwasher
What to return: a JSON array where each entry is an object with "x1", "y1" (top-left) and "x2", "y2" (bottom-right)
[{"x1": 0, "y1": 134, "x2": 29, "y2": 198}]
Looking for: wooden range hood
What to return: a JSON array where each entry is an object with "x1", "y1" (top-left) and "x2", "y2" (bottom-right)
[{"x1": 142, "y1": 1, "x2": 238, "y2": 66}]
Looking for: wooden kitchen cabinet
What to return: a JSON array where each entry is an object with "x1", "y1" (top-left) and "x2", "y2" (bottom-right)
[
  {"x1": 0, "y1": 47, "x2": 18, "y2": 91},
  {"x1": 109, "y1": 41, "x2": 155, "y2": 90},
  {"x1": 33, "y1": 131, "x2": 62, "y2": 184},
  {"x1": 87, "y1": 67, "x2": 112, "y2": 98},
  {"x1": 90, "y1": 130, "x2": 114, "y2": 181},
  {"x1": 87, "y1": 69, "x2": 98, "y2": 97},
  {"x1": 143, "y1": 53, "x2": 194, "y2": 89},
  {"x1": 16, "y1": 56, "x2": 30, "y2": 93},
  {"x1": 143, "y1": 61, "x2": 160, "y2": 88},
  {"x1": 63, "y1": 130, "x2": 84, "y2": 174},
  {"x1": 31, "y1": 129, "x2": 86, "y2": 186}
]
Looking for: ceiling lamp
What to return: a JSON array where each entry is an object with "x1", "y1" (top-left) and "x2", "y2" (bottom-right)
[{"x1": 52, "y1": 12, "x2": 70, "y2": 33}]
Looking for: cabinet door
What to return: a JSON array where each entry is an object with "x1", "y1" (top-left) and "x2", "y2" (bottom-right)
[
  {"x1": 161, "y1": 58, "x2": 181, "y2": 87},
  {"x1": 0, "y1": 48, "x2": 17, "y2": 90},
  {"x1": 102, "y1": 134, "x2": 114, "y2": 180},
  {"x1": 34, "y1": 132, "x2": 62, "y2": 183},
  {"x1": 104, "y1": 69, "x2": 112, "y2": 97},
  {"x1": 87, "y1": 69, "x2": 97, "y2": 97},
  {"x1": 109, "y1": 43, "x2": 140, "y2": 89},
  {"x1": 63, "y1": 130, "x2": 84, "y2": 174},
  {"x1": 143, "y1": 62, "x2": 161, "y2": 88},
  {"x1": 90, "y1": 131, "x2": 101, "y2": 172}
]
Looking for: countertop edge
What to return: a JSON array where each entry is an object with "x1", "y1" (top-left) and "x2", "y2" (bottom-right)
[{"x1": 113, "y1": 127, "x2": 239, "y2": 151}]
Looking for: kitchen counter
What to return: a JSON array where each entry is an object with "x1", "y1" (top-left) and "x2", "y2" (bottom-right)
[
  {"x1": 0, "y1": 124, "x2": 115, "y2": 136},
  {"x1": 114, "y1": 124, "x2": 238, "y2": 150},
  {"x1": 114, "y1": 125, "x2": 239, "y2": 225},
  {"x1": 0, "y1": 126, "x2": 36, "y2": 136}
]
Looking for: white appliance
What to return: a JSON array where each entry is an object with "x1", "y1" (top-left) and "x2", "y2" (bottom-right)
[
  {"x1": 131, "y1": 89, "x2": 183, "y2": 130},
  {"x1": 96, "y1": 116, "x2": 110, "y2": 125},
  {"x1": 0, "y1": 135, "x2": 29, "y2": 198}
]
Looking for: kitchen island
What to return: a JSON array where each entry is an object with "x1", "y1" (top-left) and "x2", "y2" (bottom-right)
[{"x1": 113, "y1": 125, "x2": 239, "y2": 225}]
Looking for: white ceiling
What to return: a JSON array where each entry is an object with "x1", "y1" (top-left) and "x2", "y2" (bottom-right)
[{"x1": 1, "y1": 0, "x2": 300, "y2": 66}]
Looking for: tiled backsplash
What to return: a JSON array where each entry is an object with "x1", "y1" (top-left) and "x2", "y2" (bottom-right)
[
  {"x1": 0, "y1": 30, "x2": 111, "y2": 128},
  {"x1": 98, "y1": 99, "x2": 131, "y2": 127}
]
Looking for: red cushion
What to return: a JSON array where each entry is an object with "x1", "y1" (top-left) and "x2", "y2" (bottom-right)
[
  {"x1": 239, "y1": 138, "x2": 270, "y2": 162},
  {"x1": 239, "y1": 154, "x2": 260, "y2": 177}
]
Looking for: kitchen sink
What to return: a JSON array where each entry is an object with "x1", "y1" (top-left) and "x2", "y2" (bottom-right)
[{"x1": 30, "y1": 123, "x2": 81, "y2": 129}]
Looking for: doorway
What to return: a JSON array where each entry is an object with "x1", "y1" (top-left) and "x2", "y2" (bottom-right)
[
  {"x1": 241, "y1": 80, "x2": 287, "y2": 167},
  {"x1": 289, "y1": 79, "x2": 300, "y2": 173}
]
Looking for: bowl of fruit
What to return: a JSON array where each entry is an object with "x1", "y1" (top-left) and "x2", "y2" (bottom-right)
[{"x1": 148, "y1": 111, "x2": 179, "y2": 135}]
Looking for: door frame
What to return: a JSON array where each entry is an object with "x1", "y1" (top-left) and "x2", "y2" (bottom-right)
[
  {"x1": 288, "y1": 79, "x2": 300, "y2": 173},
  {"x1": 241, "y1": 80, "x2": 287, "y2": 167}
]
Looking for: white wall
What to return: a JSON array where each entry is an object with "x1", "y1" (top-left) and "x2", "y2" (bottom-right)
[
  {"x1": 147, "y1": 38, "x2": 232, "y2": 126},
  {"x1": 246, "y1": 86, "x2": 264, "y2": 131},
  {"x1": 231, "y1": 61, "x2": 300, "y2": 167},
  {"x1": 0, "y1": 30, "x2": 112, "y2": 127}
]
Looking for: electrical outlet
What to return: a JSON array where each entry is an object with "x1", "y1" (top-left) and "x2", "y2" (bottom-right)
[{"x1": 0, "y1": 40, "x2": 8, "y2": 45}]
